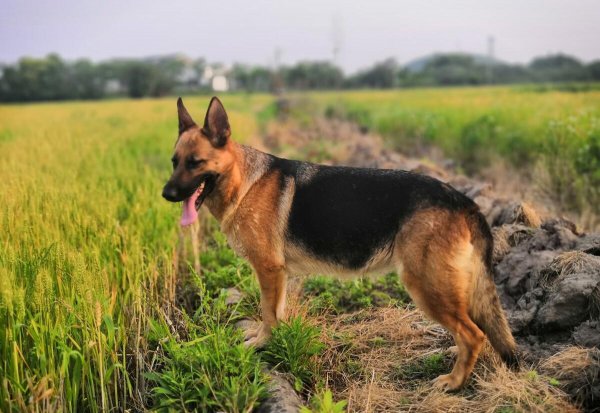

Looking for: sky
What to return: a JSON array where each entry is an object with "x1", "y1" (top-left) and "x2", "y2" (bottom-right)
[{"x1": 1, "y1": 0, "x2": 599, "y2": 73}]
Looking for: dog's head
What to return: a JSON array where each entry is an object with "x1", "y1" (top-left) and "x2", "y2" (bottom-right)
[{"x1": 162, "y1": 97, "x2": 234, "y2": 226}]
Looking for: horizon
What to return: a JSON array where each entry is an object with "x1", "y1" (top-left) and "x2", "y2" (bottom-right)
[
  {"x1": 1, "y1": 49, "x2": 595, "y2": 75},
  {"x1": 1, "y1": 0, "x2": 599, "y2": 73}
]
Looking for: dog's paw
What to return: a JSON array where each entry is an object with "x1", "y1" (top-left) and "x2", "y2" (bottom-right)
[
  {"x1": 243, "y1": 324, "x2": 271, "y2": 348},
  {"x1": 432, "y1": 374, "x2": 463, "y2": 392},
  {"x1": 447, "y1": 345, "x2": 459, "y2": 355},
  {"x1": 243, "y1": 325, "x2": 260, "y2": 340},
  {"x1": 244, "y1": 332, "x2": 269, "y2": 348},
  {"x1": 236, "y1": 319, "x2": 260, "y2": 340}
]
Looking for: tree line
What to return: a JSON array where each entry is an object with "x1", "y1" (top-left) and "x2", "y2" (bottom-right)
[{"x1": 1, "y1": 52, "x2": 600, "y2": 102}]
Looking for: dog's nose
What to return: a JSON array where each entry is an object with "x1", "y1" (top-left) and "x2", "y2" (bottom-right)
[{"x1": 162, "y1": 185, "x2": 179, "y2": 202}]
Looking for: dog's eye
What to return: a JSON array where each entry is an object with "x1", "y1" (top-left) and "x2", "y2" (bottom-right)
[
  {"x1": 186, "y1": 158, "x2": 205, "y2": 169},
  {"x1": 171, "y1": 157, "x2": 178, "y2": 169}
]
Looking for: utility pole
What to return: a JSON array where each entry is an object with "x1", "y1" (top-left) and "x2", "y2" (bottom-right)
[
  {"x1": 331, "y1": 14, "x2": 342, "y2": 66},
  {"x1": 272, "y1": 47, "x2": 284, "y2": 96},
  {"x1": 487, "y1": 35, "x2": 495, "y2": 84},
  {"x1": 331, "y1": 14, "x2": 343, "y2": 89}
]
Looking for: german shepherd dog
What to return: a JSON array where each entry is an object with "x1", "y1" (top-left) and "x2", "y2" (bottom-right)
[{"x1": 162, "y1": 97, "x2": 517, "y2": 390}]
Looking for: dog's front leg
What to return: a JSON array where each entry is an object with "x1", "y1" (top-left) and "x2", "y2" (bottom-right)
[{"x1": 244, "y1": 261, "x2": 287, "y2": 347}]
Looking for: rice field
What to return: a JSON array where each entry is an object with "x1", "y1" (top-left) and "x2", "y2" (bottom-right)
[
  {"x1": 0, "y1": 96, "x2": 270, "y2": 411},
  {"x1": 307, "y1": 86, "x2": 600, "y2": 167},
  {"x1": 1, "y1": 86, "x2": 597, "y2": 412}
]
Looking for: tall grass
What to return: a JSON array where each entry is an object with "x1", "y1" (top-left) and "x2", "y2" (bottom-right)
[{"x1": 0, "y1": 95, "x2": 268, "y2": 411}]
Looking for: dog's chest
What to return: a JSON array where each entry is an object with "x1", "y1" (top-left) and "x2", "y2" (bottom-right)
[
  {"x1": 221, "y1": 221, "x2": 250, "y2": 259},
  {"x1": 220, "y1": 209, "x2": 271, "y2": 260}
]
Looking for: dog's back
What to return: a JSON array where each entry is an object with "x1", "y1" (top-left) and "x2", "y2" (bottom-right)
[{"x1": 270, "y1": 156, "x2": 477, "y2": 271}]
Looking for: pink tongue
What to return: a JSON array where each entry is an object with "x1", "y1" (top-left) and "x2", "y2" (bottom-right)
[{"x1": 180, "y1": 190, "x2": 200, "y2": 226}]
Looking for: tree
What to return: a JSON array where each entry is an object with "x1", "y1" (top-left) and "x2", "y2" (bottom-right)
[
  {"x1": 587, "y1": 60, "x2": 600, "y2": 81},
  {"x1": 282, "y1": 61, "x2": 343, "y2": 90},
  {"x1": 72, "y1": 59, "x2": 105, "y2": 99},
  {"x1": 121, "y1": 62, "x2": 155, "y2": 98},
  {"x1": 423, "y1": 54, "x2": 486, "y2": 85},
  {"x1": 346, "y1": 58, "x2": 399, "y2": 88},
  {"x1": 0, "y1": 54, "x2": 74, "y2": 101},
  {"x1": 529, "y1": 54, "x2": 589, "y2": 82}
]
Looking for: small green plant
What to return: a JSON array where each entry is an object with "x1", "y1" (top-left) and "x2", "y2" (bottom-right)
[
  {"x1": 187, "y1": 230, "x2": 261, "y2": 319},
  {"x1": 526, "y1": 370, "x2": 539, "y2": 382},
  {"x1": 261, "y1": 316, "x2": 325, "y2": 392},
  {"x1": 147, "y1": 256, "x2": 267, "y2": 413},
  {"x1": 300, "y1": 389, "x2": 347, "y2": 413},
  {"x1": 392, "y1": 353, "x2": 449, "y2": 381},
  {"x1": 368, "y1": 336, "x2": 386, "y2": 347},
  {"x1": 148, "y1": 336, "x2": 267, "y2": 412}
]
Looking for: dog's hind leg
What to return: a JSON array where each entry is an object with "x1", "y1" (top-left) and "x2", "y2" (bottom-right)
[
  {"x1": 396, "y1": 210, "x2": 485, "y2": 391},
  {"x1": 275, "y1": 273, "x2": 287, "y2": 322},
  {"x1": 400, "y1": 265, "x2": 485, "y2": 391}
]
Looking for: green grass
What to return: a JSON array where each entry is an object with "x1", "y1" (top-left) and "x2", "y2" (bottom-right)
[{"x1": 303, "y1": 273, "x2": 410, "y2": 315}]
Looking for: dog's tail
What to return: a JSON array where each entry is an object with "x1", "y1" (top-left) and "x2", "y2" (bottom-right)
[{"x1": 468, "y1": 211, "x2": 519, "y2": 368}]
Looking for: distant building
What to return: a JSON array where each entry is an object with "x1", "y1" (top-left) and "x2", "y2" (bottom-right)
[
  {"x1": 212, "y1": 75, "x2": 229, "y2": 92},
  {"x1": 100, "y1": 55, "x2": 233, "y2": 95},
  {"x1": 202, "y1": 65, "x2": 231, "y2": 92},
  {"x1": 105, "y1": 79, "x2": 125, "y2": 94}
]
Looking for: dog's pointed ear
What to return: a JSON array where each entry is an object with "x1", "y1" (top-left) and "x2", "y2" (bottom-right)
[
  {"x1": 177, "y1": 97, "x2": 196, "y2": 134},
  {"x1": 202, "y1": 97, "x2": 230, "y2": 147}
]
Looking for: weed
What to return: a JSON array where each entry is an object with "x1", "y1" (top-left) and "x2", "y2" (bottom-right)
[
  {"x1": 147, "y1": 323, "x2": 267, "y2": 413},
  {"x1": 301, "y1": 389, "x2": 347, "y2": 413},
  {"x1": 195, "y1": 230, "x2": 261, "y2": 319},
  {"x1": 525, "y1": 370, "x2": 539, "y2": 382},
  {"x1": 146, "y1": 282, "x2": 267, "y2": 412},
  {"x1": 261, "y1": 316, "x2": 325, "y2": 392}
]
